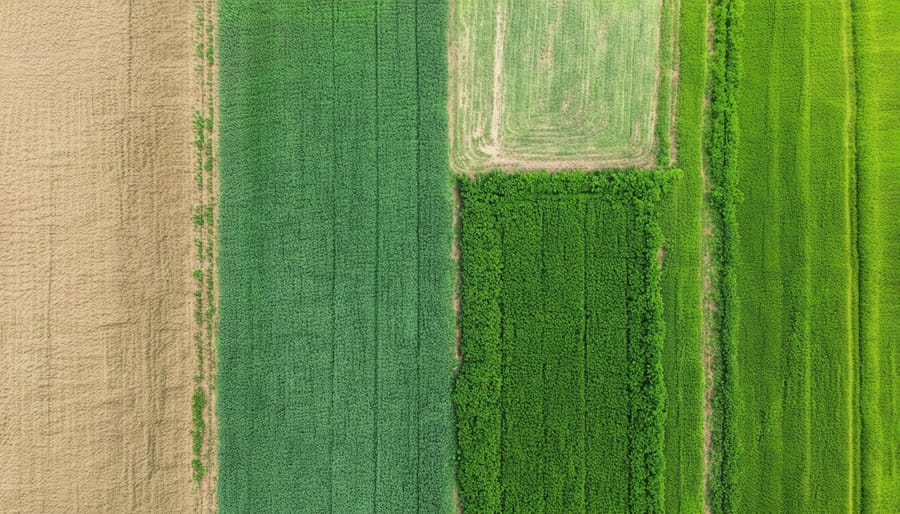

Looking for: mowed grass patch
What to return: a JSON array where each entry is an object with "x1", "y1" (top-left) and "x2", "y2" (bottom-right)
[
  {"x1": 216, "y1": 1, "x2": 453, "y2": 511},
  {"x1": 455, "y1": 171, "x2": 672, "y2": 513},
  {"x1": 449, "y1": 0, "x2": 672, "y2": 172}
]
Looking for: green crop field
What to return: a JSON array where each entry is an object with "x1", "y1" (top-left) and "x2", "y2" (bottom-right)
[
  {"x1": 734, "y1": 0, "x2": 860, "y2": 511},
  {"x1": 448, "y1": 0, "x2": 672, "y2": 173},
  {"x1": 455, "y1": 171, "x2": 670, "y2": 513},
  {"x1": 211, "y1": 1, "x2": 899, "y2": 512},
  {"x1": 216, "y1": 1, "x2": 453, "y2": 511},
  {"x1": 855, "y1": 0, "x2": 900, "y2": 510},
  {"x1": 703, "y1": 0, "x2": 900, "y2": 512},
  {"x1": 657, "y1": 1, "x2": 706, "y2": 512}
]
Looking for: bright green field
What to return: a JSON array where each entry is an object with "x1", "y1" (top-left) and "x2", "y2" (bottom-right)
[
  {"x1": 448, "y1": 0, "x2": 669, "y2": 172},
  {"x1": 854, "y1": 0, "x2": 900, "y2": 510},
  {"x1": 455, "y1": 171, "x2": 669, "y2": 513},
  {"x1": 735, "y1": 0, "x2": 860, "y2": 511},
  {"x1": 216, "y1": 1, "x2": 453, "y2": 511},
  {"x1": 657, "y1": 1, "x2": 706, "y2": 512}
]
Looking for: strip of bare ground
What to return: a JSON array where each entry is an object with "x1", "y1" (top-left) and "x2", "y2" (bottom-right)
[
  {"x1": 0, "y1": 1, "x2": 197, "y2": 511},
  {"x1": 191, "y1": 0, "x2": 219, "y2": 510},
  {"x1": 700, "y1": 1, "x2": 717, "y2": 512}
]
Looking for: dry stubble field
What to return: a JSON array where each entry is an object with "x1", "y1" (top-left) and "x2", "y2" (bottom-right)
[{"x1": 0, "y1": 1, "x2": 200, "y2": 511}]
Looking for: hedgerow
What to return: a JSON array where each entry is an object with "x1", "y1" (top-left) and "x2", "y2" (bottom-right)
[{"x1": 707, "y1": 0, "x2": 742, "y2": 511}]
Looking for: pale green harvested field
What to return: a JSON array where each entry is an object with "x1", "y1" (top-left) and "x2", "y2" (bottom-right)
[{"x1": 449, "y1": 0, "x2": 668, "y2": 173}]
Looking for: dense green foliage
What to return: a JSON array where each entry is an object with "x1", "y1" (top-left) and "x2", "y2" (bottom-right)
[
  {"x1": 191, "y1": 386, "x2": 207, "y2": 482},
  {"x1": 456, "y1": 171, "x2": 672, "y2": 513},
  {"x1": 734, "y1": 0, "x2": 861, "y2": 511},
  {"x1": 707, "y1": 0, "x2": 742, "y2": 511},
  {"x1": 216, "y1": 2, "x2": 453, "y2": 511},
  {"x1": 854, "y1": 0, "x2": 900, "y2": 510},
  {"x1": 656, "y1": 2, "x2": 707, "y2": 512}
]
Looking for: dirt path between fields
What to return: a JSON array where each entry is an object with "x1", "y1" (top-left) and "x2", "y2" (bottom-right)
[
  {"x1": 701, "y1": 2, "x2": 717, "y2": 513},
  {"x1": 0, "y1": 1, "x2": 199, "y2": 511}
]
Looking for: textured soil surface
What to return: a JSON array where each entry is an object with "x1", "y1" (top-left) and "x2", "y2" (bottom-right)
[{"x1": 0, "y1": 1, "x2": 197, "y2": 511}]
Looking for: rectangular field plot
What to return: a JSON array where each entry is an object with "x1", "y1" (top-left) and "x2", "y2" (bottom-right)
[
  {"x1": 455, "y1": 171, "x2": 669, "y2": 512},
  {"x1": 450, "y1": 0, "x2": 671, "y2": 173},
  {"x1": 216, "y1": 1, "x2": 453, "y2": 511}
]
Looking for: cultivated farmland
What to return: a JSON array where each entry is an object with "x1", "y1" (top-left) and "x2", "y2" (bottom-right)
[
  {"x1": 449, "y1": 0, "x2": 673, "y2": 172},
  {"x1": 734, "y1": 0, "x2": 860, "y2": 510},
  {"x1": 216, "y1": 1, "x2": 454, "y2": 511},
  {"x1": 0, "y1": 1, "x2": 199, "y2": 511},
  {"x1": 455, "y1": 171, "x2": 670, "y2": 513},
  {"x1": 657, "y1": 2, "x2": 706, "y2": 512},
  {"x1": 0, "y1": 0, "x2": 897, "y2": 512},
  {"x1": 855, "y1": 1, "x2": 900, "y2": 510}
]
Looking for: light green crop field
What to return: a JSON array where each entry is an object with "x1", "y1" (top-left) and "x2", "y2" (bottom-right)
[
  {"x1": 448, "y1": 0, "x2": 672, "y2": 173},
  {"x1": 657, "y1": 1, "x2": 706, "y2": 512},
  {"x1": 735, "y1": 0, "x2": 860, "y2": 511},
  {"x1": 854, "y1": 0, "x2": 900, "y2": 511}
]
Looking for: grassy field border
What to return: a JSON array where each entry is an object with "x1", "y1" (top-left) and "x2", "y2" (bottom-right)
[
  {"x1": 190, "y1": 0, "x2": 218, "y2": 504},
  {"x1": 657, "y1": 0, "x2": 706, "y2": 511}
]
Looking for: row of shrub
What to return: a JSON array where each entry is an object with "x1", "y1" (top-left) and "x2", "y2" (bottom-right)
[{"x1": 707, "y1": 0, "x2": 742, "y2": 511}]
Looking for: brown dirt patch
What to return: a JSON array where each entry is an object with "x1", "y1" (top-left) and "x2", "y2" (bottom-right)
[{"x1": 0, "y1": 1, "x2": 198, "y2": 511}]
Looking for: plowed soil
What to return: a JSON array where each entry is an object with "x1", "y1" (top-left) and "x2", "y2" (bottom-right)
[{"x1": 0, "y1": 1, "x2": 196, "y2": 511}]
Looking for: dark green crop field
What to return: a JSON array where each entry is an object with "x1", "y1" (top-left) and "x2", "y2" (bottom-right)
[
  {"x1": 216, "y1": 1, "x2": 453, "y2": 511},
  {"x1": 455, "y1": 171, "x2": 671, "y2": 513}
]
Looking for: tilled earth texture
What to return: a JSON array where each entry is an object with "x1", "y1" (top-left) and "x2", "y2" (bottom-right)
[{"x1": 0, "y1": 1, "x2": 198, "y2": 512}]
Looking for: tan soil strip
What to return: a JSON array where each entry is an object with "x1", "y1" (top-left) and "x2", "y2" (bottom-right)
[
  {"x1": 0, "y1": 1, "x2": 196, "y2": 512},
  {"x1": 649, "y1": 0, "x2": 666, "y2": 165},
  {"x1": 192, "y1": 0, "x2": 219, "y2": 510},
  {"x1": 668, "y1": 0, "x2": 682, "y2": 163},
  {"x1": 452, "y1": 183, "x2": 463, "y2": 366}
]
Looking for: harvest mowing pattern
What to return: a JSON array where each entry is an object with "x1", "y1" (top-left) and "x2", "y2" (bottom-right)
[
  {"x1": 455, "y1": 171, "x2": 670, "y2": 513},
  {"x1": 216, "y1": 1, "x2": 453, "y2": 511},
  {"x1": 449, "y1": 0, "x2": 671, "y2": 172}
]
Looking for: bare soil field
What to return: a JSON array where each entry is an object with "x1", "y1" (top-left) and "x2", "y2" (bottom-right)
[{"x1": 0, "y1": 1, "x2": 198, "y2": 511}]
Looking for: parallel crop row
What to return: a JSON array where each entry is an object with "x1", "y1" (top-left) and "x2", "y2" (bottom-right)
[{"x1": 216, "y1": 2, "x2": 453, "y2": 511}]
